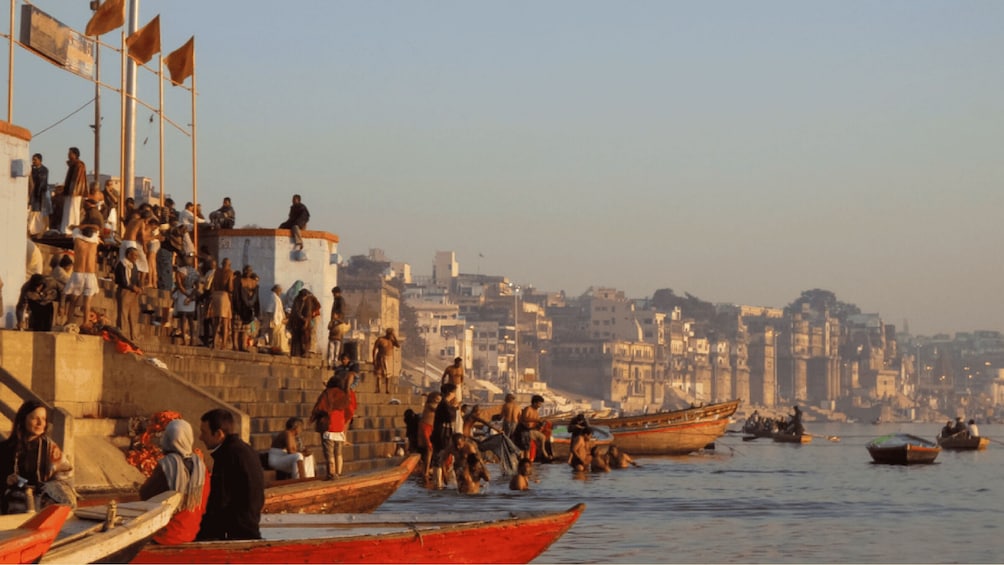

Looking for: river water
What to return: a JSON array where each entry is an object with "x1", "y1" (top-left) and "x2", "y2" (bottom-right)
[{"x1": 377, "y1": 422, "x2": 1004, "y2": 563}]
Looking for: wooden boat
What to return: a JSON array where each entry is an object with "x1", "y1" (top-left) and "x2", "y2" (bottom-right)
[
  {"x1": 936, "y1": 434, "x2": 990, "y2": 451},
  {"x1": 867, "y1": 434, "x2": 941, "y2": 465},
  {"x1": 772, "y1": 432, "x2": 812, "y2": 444},
  {"x1": 549, "y1": 425, "x2": 614, "y2": 460},
  {"x1": 264, "y1": 454, "x2": 419, "y2": 514},
  {"x1": 0, "y1": 491, "x2": 181, "y2": 564},
  {"x1": 0, "y1": 505, "x2": 71, "y2": 564},
  {"x1": 132, "y1": 503, "x2": 586, "y2": 564},
  {"x1": 553, "y1": 400, "x2": 740, "y2": 455}
]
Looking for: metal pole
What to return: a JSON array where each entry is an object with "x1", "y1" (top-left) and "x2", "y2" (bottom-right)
[
  {"x1": 123, "y1": 0, "x2": 138, "y2": 201},
  {"x1": 92, "y1": 2, "x2": 100, "y2": 187},
  {"x1": 190, "y1": 46, "x2": 198, "y2": 260},
  {"x1": 118, "y1": 31, "x2": 126, "y2": 230},
  {"x1": 514, "y1": 287, "x2": 518, "y2": 393},
  {"x1": 7, "y1": 0, "x2": 14, "y2": 121},
  {"x1": 158, "y1": 54, "x2": 163, "y2": 206}
]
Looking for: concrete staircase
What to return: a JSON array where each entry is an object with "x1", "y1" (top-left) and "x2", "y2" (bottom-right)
[{"x1": 138, "y1": 342, "x2": 425, "y2": 475}]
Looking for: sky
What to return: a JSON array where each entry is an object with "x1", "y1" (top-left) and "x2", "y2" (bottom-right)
[{"x1": 5, "y1": 1, "x2": 1003, "y2": 336}]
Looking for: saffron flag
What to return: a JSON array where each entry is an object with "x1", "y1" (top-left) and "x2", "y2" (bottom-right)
[
  {"x1": 126, "y1": 15, "x2": 161, "y2": 65},
  {"x1": 85, "y1": 0, "x2": 126, "y2": 36},
  {"x1": 164, "y1": 36, "x2": 195, "y2": 86}
]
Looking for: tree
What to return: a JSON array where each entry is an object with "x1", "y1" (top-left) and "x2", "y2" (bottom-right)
[
  {"x1": 785, "y1": 288, "x2": 861, "y2": 320},
  {"x1": 651, "y1": 288, "x2": 715, "y2": 322}
]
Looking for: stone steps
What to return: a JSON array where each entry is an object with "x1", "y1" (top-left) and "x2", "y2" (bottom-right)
[{"x1": 136, "y1": 340, "x2": 424, "y2": 474}]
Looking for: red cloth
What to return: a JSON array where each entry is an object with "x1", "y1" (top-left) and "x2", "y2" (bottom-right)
[
  {"x1": 152, "y1": 467, "x2": 210, "y2": 545},
  {"x1": 418, "y1": 423, "x2": 433, "y2": 448},
  {"x1": 312, "y1": 388, "x2": 357, "y2": 433}
]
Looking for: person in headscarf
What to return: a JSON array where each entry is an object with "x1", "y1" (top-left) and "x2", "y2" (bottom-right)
[{"x1": 139, "y1": 418, "x2": 210, "y2": 545}]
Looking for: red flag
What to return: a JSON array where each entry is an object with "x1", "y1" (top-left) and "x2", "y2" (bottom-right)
[
  {"x1": 164, "y1": 37, "x2": 194, "y2": 86},
  {"x1": 85, "y1": 0, "x2": 126, "y2": 36},
  {"x1": 126, "y1": 15, "x2": 161, "y2": 65}
]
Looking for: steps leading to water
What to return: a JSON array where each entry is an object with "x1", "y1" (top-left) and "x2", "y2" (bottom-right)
[{"x1": 137, "y1": 341, "x2": 425, "y2": 475}]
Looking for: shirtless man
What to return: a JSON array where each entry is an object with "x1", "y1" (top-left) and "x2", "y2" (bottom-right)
[
  {"x1": 606, "y1": 445, "x2": 637, "y2": 469},
  {"x1": 458, "y1": 452, "x2": 490, "y2": 495},
  {"x1": 441, "y1": 357, "x2": 465, "y2": 400},
  {"x1": 442, "y1": 434, "x2": 484, "y2": 493},
  {"x1": 371, "y1": 328, "x2": 400, "y2": 393},
  {"x1": 590, "y1": 445, "x2": 610, "y2": 473},
  {"x1": 500, "y1": 393, "x2": 519, "y2": 437},
  {"x1": 62, "y1": 226, "x2": 101, "y2": 327},
  {"x1": 569, "y1": 427, "x2": 593, "y2": 472},
  {"x1": 518, "y1": 395, "x2": 550, "y2": 461},
  {"x1": 419, "y1": 392, "x2": 441, "y2": 481},
  {"x1": 120, "y1": 209, "x2": 151, "y2": 278},
  {"x1": 509, "y1": 458, "x2": 532, "y2": 491}
]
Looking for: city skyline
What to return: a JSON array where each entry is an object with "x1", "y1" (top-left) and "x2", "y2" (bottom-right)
[{"x1": 6, "y1": 1, "x2": 1003, "y2": 336}]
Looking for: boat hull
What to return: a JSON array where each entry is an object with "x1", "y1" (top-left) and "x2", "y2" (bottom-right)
[
  {"x1": 772, "y1": 433, "x2": 812, "y2": 444},
  {"x1": 936, "y1": 436, "x2": 989, "y2": 451},
  {"x1": 263, "y1": 455, "x2": 419, "y2": 514},
  {"x1": 549, "y1": 426, "x2": 613, "y2": 461},
  {"x1": 133, "y1": 504, "x2": 585, "y2": 564},
  {"x1": 0, "y1": 505, "x2": 70, "y2": 564},
  {"x1": 867, "y1": 434, "x2": 941, "y2": 465},
  {"x1": 561, "y1": 400, "x2": 740, "y2": 456}
]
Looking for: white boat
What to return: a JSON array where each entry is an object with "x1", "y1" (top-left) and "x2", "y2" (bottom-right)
[{"x1": 0, "y1": 491, "x2": 181, "y2": 564}]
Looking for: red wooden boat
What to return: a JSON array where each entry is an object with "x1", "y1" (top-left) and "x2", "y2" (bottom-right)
[
  {"x1": 867, "y1": 434, "x2": 941, "y2": 465},
  {"x1": 264, "y1": 454, "x2": 419, "y2": 514},
  {"x1": 560, "y1": 400, "x2": 740, "y2": 455},
  {"x1": 0, "y1": 505, "x2": 71, "y2": 564},
  {"x1": 132, "y1": 503, "x2": 585, "y2": 564}
]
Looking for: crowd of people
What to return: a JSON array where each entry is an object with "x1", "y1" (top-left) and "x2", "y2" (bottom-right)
[
  {"x1": 404, "y1": 377, "x2": 636, "y2": 494},
  {"x1": 20, "y1": 153, "x2": 336, "y2": 358}
]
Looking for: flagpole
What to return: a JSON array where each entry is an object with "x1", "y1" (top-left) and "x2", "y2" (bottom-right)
[
  {"x1": 158, "y1": 54, "x2": 164, "y2": 207},
  {"x1": 91, "y1": 2, "x2": 101, "y2": 188},
  {"x1": 119, "y1": 30, "x2": 126, "y2": 232},
  {"x1": 190, "y1": 47, "x2": 198, "y2": 262},
  {"x1": 7, "y1": 0, "x2": 14, "y2": 121},
  {"x1": 123, "y1": 0, "x2": 139, "y2": 202}
]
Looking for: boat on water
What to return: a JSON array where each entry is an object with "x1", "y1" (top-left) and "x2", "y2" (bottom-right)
[
  {"x1": 0, "y1": 505, "x2": 70, "y2": 564},
  {"x1": 553, "y1": 400, "x2": 740, "y2": 456},
  {"x1": 867, "y1": 434, "x2": 941, "y2": 465},
  {"x1": 264, "y1": 454, "x2": 419, "y2": 514},
  {"x1": 549, "y1": 424, "x2": 614, "y2": 460},
  {"x1": 936, "y1": 434, "x2": 990, "y2": 451},
  {"x1": 0, "y1": 491, "x2": 181, "y2": 564},
  {"x1": 772, "y1": 432, "x2": 812, "y2": 444},
  {"x1": 132, "y1": 503, "x2": 586, "y2": 564}
]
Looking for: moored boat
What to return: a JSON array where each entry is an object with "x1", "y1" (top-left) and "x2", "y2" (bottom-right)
[
  {"x1": 559, "y1": 400, "x2": 740, "y2": 456},
  {"x1": 132, "y1": 503, "x2": 586, "y2": 564},
  {"x1": 936, "y1": 434, "x2": 989, "y2": 451},
  {"x1": 0, "y1": 505, "x2": 71, "y2": 564},
  {"x1": 264, "y1": 454, "x2": 419, "y2": 514},
  {"x1": 867, "y1": 434, "x2": 940, "y2": 465},
  {"x1": 0, "y1": 491, "x2": 181, "y2": 564}
]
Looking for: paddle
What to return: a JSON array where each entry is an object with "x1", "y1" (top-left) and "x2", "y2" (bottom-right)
[
  {"x1": 741, "y1": 435, "x2": 758, "y2": 442},
  {"x1": 986, "y1": 437, "x2": 1004, "y2": 447}
]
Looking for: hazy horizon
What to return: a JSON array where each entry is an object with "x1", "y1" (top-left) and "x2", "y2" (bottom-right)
[{"x1": 7, "y1": 1, "x2": 1002, "y2": 336}]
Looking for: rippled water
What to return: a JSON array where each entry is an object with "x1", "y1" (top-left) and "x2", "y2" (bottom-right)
[{"x1": 377, "y1": 423, "x2": 1004, "y2": 563}]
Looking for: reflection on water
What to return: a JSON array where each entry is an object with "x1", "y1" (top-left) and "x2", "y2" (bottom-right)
[{"x1": 377, "y1": 423, "x2": 1004, "y2": 563}]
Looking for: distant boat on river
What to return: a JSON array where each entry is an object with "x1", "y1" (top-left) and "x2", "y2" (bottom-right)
[
  {"x1": 867, "y1": 433, "x2": 940, "y2": 465},
  {"x1": 936, "y1": 434, "x2": 990, "y2": 451}
]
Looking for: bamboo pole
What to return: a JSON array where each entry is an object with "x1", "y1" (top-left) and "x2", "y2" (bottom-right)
[
  {"x1": 158, "y1": 55, "x2": 164, "y2": 207},
  {"x1": 190, "y1": 46, "x2": 198, "y2": 262},
  {"x1": 7, "y1": 0, "x2": 14, "y2": 121},
  {"x1": 119, "y1": 31, "x2": 126, "y2": 232}
]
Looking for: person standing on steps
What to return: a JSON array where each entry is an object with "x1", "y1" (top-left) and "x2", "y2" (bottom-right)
[
  {"x1": 371, "y1": 328, "x2": 400, "y2": 393},
  {"x1": 310, "y1": 372, "x2": 357, "y2": 480}
]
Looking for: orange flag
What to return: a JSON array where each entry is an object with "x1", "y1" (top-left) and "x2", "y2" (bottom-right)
[
  {"x1": 126, "y1": 15, "x2": 161, "y2": 65},
  {"x1": 164, "y1": 37, "x2": 195, "y2": 86},
  {"x1": 85, "y1": 0, "x2": 126, "y2": 36}
]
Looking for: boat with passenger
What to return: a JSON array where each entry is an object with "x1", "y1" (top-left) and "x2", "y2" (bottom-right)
[{"x1": 936, "y1": 434, "x2": 989, "y2": 451}]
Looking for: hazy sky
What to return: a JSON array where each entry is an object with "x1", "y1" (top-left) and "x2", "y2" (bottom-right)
[{"x1": 7, "y1": 1, "x2": 1003, "y2": 336}]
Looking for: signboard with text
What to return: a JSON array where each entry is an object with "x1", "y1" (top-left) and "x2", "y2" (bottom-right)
[{"x1": 19, "y1": 5, "x2": 94, "y2": 79}]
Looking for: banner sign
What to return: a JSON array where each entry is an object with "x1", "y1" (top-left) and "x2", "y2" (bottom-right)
[{"x1": 19, "y1": 5, "x2": 95, "y2": 80}]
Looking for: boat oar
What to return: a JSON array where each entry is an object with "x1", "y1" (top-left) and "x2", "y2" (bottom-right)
[
  {"x1": 986, "y1": 437, "x2": 1004, "y2": 447},
  {"x1": 741, "y1": 435, "x2": 758, "y2": 442}
]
